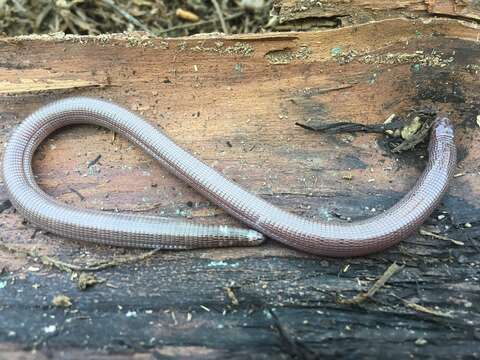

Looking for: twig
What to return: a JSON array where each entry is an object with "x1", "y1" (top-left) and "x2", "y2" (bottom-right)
[
  {"x1": 87, "y1": 154, "x2": 102, "y2": 168},
  {"x1": 419, "y1": 228, "x2": 464, "y2": 246},
  {"x1": 0, "y1": 243, "x2": 162, "y2": 273},
  {"x1": 11, "y1": 0, "x2": 27, "y2": 12},
  {"x1": 156, "y1": 12, "x2": 243, "y2": 35},
  {"x1": 243, "y1": 12, "x2": 250, "y2": 34},
  {"x1": 210, "y1": 0, "x2": 229, "y2": 34},
  {"x1": 295, "y1": 121, "x2": 396, "y2": 134},
  {"x1": 391, "y1": 294, "x2": 454, "y2": 318},
  {"x1": 102, "y1": 0, "x2": 151, "y2": 34},
  {"x1": 338, "y1": 262, "x2": 404, "y2": 305},
  {"x1": 71, "y1": 248, "x2": 162, "y2": 271},
  {"x1": 68, "y1": 187, "x2": 85, "y2": 201}
]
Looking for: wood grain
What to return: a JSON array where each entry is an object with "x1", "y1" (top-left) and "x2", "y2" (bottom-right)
[
  {"x1": 273, "y1": 0, "x2": 480, "y2": 29},
  {"x1": 0, "y1": 18, "x2": 479, "y2": 358}
]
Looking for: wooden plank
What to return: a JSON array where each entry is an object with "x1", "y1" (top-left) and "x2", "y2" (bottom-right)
[
  {"x1": 427, "y1": 0, "x2": 480, "y2": 20},
  {"x1": 0, "y1": 19, "x2": 479, "y2": 358},
  {"x1": 273, "y1": 0, "x2": 480, "y2": 29}
]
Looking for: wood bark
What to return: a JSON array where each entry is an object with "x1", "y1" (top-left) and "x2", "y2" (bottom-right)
[
  {"x1": 273, "y1": 0, "x2": 480, "y2": 29},
  {"x1": 0, "y1": 17, "x2": 479, "y2": 359}
]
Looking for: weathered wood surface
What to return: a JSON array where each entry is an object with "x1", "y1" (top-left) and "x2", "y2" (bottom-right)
[
  {"x1": 273, "y1": 0, "x2": 480, "y2": 30},
  {"x1": 0, "y1": 18, "x2": 479, "y2": 359}
]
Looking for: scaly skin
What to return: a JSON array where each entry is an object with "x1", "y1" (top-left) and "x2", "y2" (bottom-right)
[{"x1": 3, "y1": 98, "x2": 457, "y2": 256}]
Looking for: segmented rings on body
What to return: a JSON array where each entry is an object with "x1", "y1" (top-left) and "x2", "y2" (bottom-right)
[{"x1": 2, "y1": 97, "x2": 457, "y2": 257}]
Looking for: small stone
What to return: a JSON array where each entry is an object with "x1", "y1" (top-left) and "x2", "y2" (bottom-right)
[
  {"x1": 43, "y1": 325, "x2": 57, "y2": 334},
  {"x1": 415, "y1": 338, "x2": 427, "y2": 346},
  {"x1": 126, "y1": 311, "x2": 137, "y2": 318},
  {"x1": 77, "y1": 273, "x2": 102, "y2": 290},
  {"x1": 52, "y1": 295, "x2": 72, "y2": 308}
]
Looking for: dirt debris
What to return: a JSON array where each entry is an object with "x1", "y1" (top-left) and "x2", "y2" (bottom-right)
[{"x1": 0, "y1": 0, "x2": 272, "y2": 37}]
